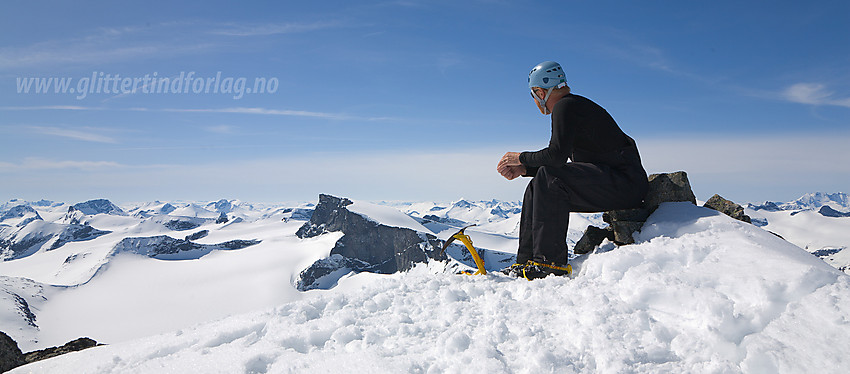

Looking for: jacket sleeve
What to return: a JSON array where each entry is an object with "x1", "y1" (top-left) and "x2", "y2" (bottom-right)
[{"x1": 518, "y1": 99, "x2": 574, "y2": 169}]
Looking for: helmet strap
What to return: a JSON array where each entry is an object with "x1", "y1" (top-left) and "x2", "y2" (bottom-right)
[{"x1": 533, "y1": 86, "x2": 556, "y2": 115}]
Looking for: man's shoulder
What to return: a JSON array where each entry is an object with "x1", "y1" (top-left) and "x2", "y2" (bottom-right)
[{"x1": 554, "y1": 94, "x2": 600, "y2": 111}]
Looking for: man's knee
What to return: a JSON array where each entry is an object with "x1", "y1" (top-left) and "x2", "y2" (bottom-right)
[
  {"x1": 536, "y1": 165, "x2": 553, "y2": 178},
  {"x1": 532, "y1": 166, "x2": 555, "y2": 186}
]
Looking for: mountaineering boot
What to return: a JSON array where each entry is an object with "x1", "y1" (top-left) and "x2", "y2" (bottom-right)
[
  {"x1": 500, "y1": 263, "x2": 527, "y2": 278},
  {"x1": 520, "y1": 261, "x2": 571, "y2": 280}
]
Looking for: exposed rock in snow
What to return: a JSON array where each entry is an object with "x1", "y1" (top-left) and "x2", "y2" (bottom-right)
[
  {"x1": 574, "y1": 171, "x2": 697, "y2": 251},
  {"x1": 1, "y1": 221, "x2": 110, "y2": 260},
  {"x1": 643, "y1": 171, "x2": 697, "y2": 213},
  {"x1": 0, "y1": 206, "x2": 43, "y2": 223},
  {"x1": 818, "y1": 205, "x2": 850, "y2": 218},
  {"x1": 69, "y1": 199, "x2": 126, "y2": 216},
  {"x1": 162, "y1": 218, "x2": 204, "y2": 231},
  {"x1": 184, "y1": 230, "x2": 209, "y2": 241},
  {"x1": 112, "y1": 236, "x2": 261, "y2": 260},
  {"x1": 0, "y1": 332, "x2": 100, "y2": 373},
  {"x1": 703, "y1": 194, "x2": 752, "y2": 223},
  {"x1": 22, "y1": 337, "x2": 100, "y2": 364},
  {"x1": 131, "y1": 202, "x2": 177, "y2": 218},
  {"x1": 295, "y1": 194, "x2": 445, "y2": 291},
  {"x1": 0, "y1": 331, "x2": 25, "y2": 373}
]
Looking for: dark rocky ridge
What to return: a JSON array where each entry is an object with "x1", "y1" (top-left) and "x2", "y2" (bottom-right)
[
  {"x1": 22, "y1": 337, "x2": 100, "y2": 364},
  {"x1": 818, "y1": 206, "x2": 850, "y2": 218},
  {"x1": 113, "y1": 235, "x2": 260, "y2": 259},
  {"x1": 295, "y1": 194, "x2": 445, "y2": 291},
  {"x1": 0, "y1": 331, "x2": 100, "y2": 373}
]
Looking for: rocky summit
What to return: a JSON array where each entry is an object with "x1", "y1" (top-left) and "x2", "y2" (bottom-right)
[{"x1": 295, "y1": 194, "x2": 445, "y2": 291}]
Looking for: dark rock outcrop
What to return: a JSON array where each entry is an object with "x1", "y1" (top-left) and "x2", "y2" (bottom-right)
[
  {"x1": 185, "y1": 230, "x2": 209, "y2": 241},
  {"x1": 574, "y1": 171, "x2": 698, "y2": 253},
  {"x1": 295, "y1": 194, "x2": 445, "y2": 291},
  {"x1": 643, "y1": 171, "x2": 697, "y2": 213},
  {"x1": 113, "y1": 235, "x2": 260, "y2": 259},
  {"x1": 23, "y1": 337, "x2": 100, "y2": 364},
  {"x1": 1, "y1": 331, "x2": 25, "y2": 372},
  {"x1": 818, "y1": 206, "x2": 850, "y2": 218},
  {"x1": 574, "y1": 226, "x2": 614, "y2": 255},
  {"x1": 0, "y1": 333, "x2": 101, "y2": 372},
  {"x1": 163, "y1": 219, "x2": 203, "y2": 231},
  {"x1": 421, "y1": 214, "x2": 466, "y2": 227},
  {"x1": 703, "y1": 194, "x2": 752, "y2": 223},
  {"x1": 603, "y1": 208, "x2": 652, "y2": 245},
  {"x1": 49, "y1": 225, "x2": 111, "y2": 250}
]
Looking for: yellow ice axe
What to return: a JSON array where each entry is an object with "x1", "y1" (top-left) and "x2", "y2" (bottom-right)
[{"x1": 440, "y1": 224, "x2": 487, "y2": 275}]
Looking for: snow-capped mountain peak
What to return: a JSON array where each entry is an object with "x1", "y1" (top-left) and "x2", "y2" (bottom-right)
[{"x1": 68, "y1": 199, "x2": 126, "y2": 216}]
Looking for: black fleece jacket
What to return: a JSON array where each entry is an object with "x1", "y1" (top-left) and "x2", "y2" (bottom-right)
[{"x1": 519, "y1": 94, "x2": 634, "y2": 176}]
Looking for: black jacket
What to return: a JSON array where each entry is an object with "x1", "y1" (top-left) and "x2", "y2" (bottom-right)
[{"x1": 519, "y1": 94, "x2": 644, "y2": 177}]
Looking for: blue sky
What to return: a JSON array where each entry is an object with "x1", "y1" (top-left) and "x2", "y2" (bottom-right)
[{"x1": 1, "y1": 0, "x2": 848, "y2": 204}]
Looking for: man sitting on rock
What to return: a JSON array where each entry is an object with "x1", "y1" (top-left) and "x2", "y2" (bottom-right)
[{"x1": 497, "y1": 61, "x2": 649, "y2": 279}]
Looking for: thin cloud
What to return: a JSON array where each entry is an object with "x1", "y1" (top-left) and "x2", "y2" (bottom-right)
[
  {"x1": 783, "y1": 83, "x2": 850, "y2": 108},
  {"x1": 28, "y1": 126, "x2": 118, "y2": 143},
  {"x1": 205, "y1": 125, "x2": 237, "y2": 134},
  {"x1": 0, "y1": 105, "x2": 395, "y2": 121},
  {"x1": 0, "y1": 105, "x2": 96, "y2": 111},
  {"x1": 0, "y1": 21, "x2": 216, "y2": 69},
  {"x1": 0, "y1": 158, "x2": 123, "y2": 172},
  {"x1": 210, "y1": 21, "x2": 340, "y2": 37},
  {"x1": 161, "y1": 107, "x2": 393, "y2": 121}
]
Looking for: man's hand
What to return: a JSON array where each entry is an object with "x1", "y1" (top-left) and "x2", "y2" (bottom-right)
[
  {"x1": 497, "y1": 152, "x2": 525, "y2": 180},
  {"x1": 498, "y1": 165, "x2": 526, "y2": 180},
  {"x1": 498, "y1": 152, "x2": 522, "y2": 168}
]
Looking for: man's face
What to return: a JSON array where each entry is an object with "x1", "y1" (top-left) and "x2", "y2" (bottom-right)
[{"x1": 531, "y1": 88, "x2": 547, "y2": 115}]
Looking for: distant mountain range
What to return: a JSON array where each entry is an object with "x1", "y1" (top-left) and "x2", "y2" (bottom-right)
[
  {"x1": 3, "y1": 192, "x2": 849, "y2": 373},
  {"x1": 748, "y1": 192, "x2": 850, "y2": 213}
]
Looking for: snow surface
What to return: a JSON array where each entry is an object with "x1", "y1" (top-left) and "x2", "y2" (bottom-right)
[
  {"x1": 347, "y1": 201, "x2": 431, "y2": 233},
  {"x1": 747, "y1": 208, "x2": 850, "y2": 252},
  {"x1": 10, "y1": 202, "x2": 850, "y2": 373}
]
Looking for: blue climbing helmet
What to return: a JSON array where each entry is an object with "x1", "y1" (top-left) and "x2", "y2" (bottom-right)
[
  {"x1": 528, "y1": 61, "x2": 567, "y2": 115},
  {"x1": 528, "y1": 61, "x2": 567, "y2": 89}
]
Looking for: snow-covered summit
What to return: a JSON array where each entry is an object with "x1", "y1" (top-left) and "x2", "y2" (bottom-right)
[
  {"x1": 11, "y1": 202, "x2": 850, "y2": 373},
  {"x1": 69, "y1": 199, "x2": 126, "y2": 216},
  {"x1": 0, "y1": 205, "x2": 43, "y2": 224}
]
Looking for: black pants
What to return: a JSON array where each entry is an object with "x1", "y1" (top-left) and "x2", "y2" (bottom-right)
[{"x1": 517, "y1": 162, "x2": 648, "y2": 265}]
